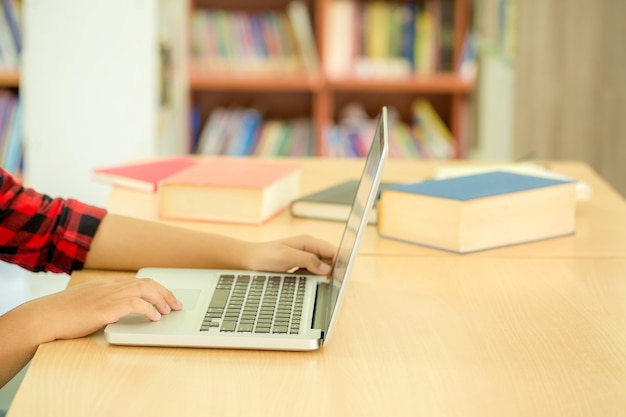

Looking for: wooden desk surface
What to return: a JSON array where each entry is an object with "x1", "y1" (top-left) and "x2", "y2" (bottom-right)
[
  {"x1": 9, "y1": 257, "x2": 626, "y2": 416},
  {"x1": 8, "y1": 159, "x2": 626, "y2": 417}
]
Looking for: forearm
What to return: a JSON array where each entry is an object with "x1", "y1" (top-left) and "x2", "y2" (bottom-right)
[
  {"x1": 84, "y1": 213, "x2": 252, "y2": 271},
  {"x1": 0, "y1": 303, "x2": 48, "y2": 387}
]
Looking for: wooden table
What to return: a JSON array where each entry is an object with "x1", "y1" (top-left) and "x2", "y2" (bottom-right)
[{"x1": 8, "y1": 159, "x2": 626, "y2": 417}]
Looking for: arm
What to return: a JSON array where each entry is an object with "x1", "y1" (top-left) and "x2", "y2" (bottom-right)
[
  {"x1": 0, "y1": 169, "x2": 336, "y2": 387},
  {"x1": 0, "y1": 169, "x2": 335, "y2": 274},
  {"x1": 84, "y1": 213, "x2": 336, "y2": 275},
  {"x1": 0, "y1": 276, "x2": 182, "y2": 387},
  {"x1": 0, "y1": 213, "x2": 336, "y2": 387}
]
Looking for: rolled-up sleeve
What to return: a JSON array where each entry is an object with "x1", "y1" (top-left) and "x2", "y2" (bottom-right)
[{"x1": 0, "y1": 169, "x2": 107, "y2": 274}]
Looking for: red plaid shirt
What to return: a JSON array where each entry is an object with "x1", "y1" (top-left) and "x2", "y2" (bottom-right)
[{"x1": 0, "y1": 168, "x2": 107, "y2": 274}]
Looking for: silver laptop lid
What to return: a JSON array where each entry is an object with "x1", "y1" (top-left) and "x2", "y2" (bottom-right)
[{"x1": 322, "y1": 107, "x2": 389, "y2": 344}]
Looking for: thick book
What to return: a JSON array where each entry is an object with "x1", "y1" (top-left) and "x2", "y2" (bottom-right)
[
  {"x1": 92, "y1": 157, "x2": 198, "y2": 192},
  {"x1": 158, "y1": 158, "x2": 301, "y2": 224},
  {"x1": 289, "y1": 180, "x2": 394, "y2": 224},
  {"x1": 377, "y1": 171, "x2": 577, "y2": 253}
]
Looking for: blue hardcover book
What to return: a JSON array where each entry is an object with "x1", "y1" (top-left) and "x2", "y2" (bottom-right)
[
  {"x1": 378, "y1": 171, "x2": 577, "y2": 253},
  {"x1": 387, "y1": 171, "x2": 574, "y2": 201}
]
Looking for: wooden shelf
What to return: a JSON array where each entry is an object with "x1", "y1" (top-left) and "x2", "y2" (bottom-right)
[
  {"x1": 0, "y1": 69, "x2": 19, "y2": 87},
  {"x1": 327, "y1": 73, "x2": 474, "y2": 94},
  {"x1": 189, "y1": 68, "x2": 324, "y2": 92},
  {"x1": 188, "y1": 0, "x2": 475, "y2": 158}
]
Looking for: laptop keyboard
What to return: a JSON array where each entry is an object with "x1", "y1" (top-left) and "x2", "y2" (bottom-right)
[{"x1": 200, "y1": 274, "x2": 307, "y2": 335}]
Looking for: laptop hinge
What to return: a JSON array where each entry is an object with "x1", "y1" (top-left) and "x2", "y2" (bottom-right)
[{"x1": 311, "y1": 282, "x2": 330, "y2": 336}]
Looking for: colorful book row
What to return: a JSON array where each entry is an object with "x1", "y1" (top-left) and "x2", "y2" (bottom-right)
[
  {"x1": 195, "y1": 108, "x2": 315, "y2": 157},
  {"x1": 190, "y1": 1, "x2": 317, "y2": 74},
  {"x1": 325, "y1": 0, "x2": 456, "y2": 78},
  {"x1": 193, "y1": 99, "x2": 454, "y2": 159},
  {"x1": 323, "y1": 100, "x2": 454, "y2": 159}
]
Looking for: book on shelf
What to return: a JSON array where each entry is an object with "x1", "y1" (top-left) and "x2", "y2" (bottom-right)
[
  {"x1": 224, "y1": 109, "x2": 263, "y2": 156},
  {"x1": 0, "y1": 0, "x2": 20, "y2": 69},
  {"x1": 412, "y1": 99, "x2": 455, "y2": 159},
  {"x1": 286, "y1": 1, "x2": 319, "y2": 74},
  {"x1": 290, "y1": 179, "x2": 396, "y2": 224},
  {"x1": 158, "y1": 158, "x2": 301, "y2": 224},
  {"x1": 190, "y1": 8, "x2": 298, "y2": 74},
  {"x1": 324, "y1": 101, "x2": 453, "y2": 159},
  {"x1": 92, "y1": 157, "x2": 199, "y2": 192},
  {"x1": 438, "y1": 0, "x2": 455, "y2": 71},
  {"x1": 324, "y1": 0, "x2": 357, "y2": 78},
  {"x1": 189, "y1": 1, "x2": 315, "y2": 75},
  {"x1": 195, "y1": 107, "x2": 315, "y2": 157},
  {"x1": 322, "y1": 0, "x2": 457, "y2": 78},
  {"x1": 377, "y1": 171, "x2": 577, "y2": 253},
  {"x1": 1, "y1": 94, "x2": 21, "y2": 173},
  {"x1": 356, "y1": 1, "x2": 413, "y2": 78},
  {"x1": 2, "y1": 0, "x2": 21, "y2": 49},
  {"x1": 0, "y1": 89, "x2": 21, "y2": 174},
  {"x1": 475, "y1": 0, "x2": 517, "y2": 64},
  {"x1": 457, "y1": 29, "x2": 477, "y2": 80}
]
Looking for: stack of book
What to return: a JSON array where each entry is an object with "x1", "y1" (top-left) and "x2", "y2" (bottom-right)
[{"x1": 93, "y1": 156, "x2": 301, "y2": 225}]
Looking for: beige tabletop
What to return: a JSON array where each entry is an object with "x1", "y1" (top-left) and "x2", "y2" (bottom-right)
[{"x1": 7, "y1": 159, "x2": 626, "y2": 417}]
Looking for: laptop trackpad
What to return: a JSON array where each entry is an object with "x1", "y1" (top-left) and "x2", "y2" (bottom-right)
[{"x1": 172, "y1": 289, "x2": 201, "y2": 311}]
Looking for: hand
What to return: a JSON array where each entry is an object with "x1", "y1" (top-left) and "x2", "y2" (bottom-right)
[
  {"x1": 23, "y1": 277, "x2": 182, "y2": 343},
  {"x1": 243, "y1": 234, "x2": 336, "y2": 275}
]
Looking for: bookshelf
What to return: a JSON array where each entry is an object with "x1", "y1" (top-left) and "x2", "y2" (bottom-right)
[{"x1": 188, "y1": 0, "x2": 475, "y2": 158}]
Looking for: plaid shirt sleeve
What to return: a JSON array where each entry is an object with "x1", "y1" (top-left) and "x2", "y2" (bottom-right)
[{"x1": 0, "y1": 168, "x2": 107, "y2": 274}]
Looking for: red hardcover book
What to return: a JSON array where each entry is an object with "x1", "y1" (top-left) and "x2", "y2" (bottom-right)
[
  {"x1": 158, "y1": 157, "x2": 301, "y2": 224},
  {"x1": 92, "y1": 157, "x2": 198, "y2": 192}
]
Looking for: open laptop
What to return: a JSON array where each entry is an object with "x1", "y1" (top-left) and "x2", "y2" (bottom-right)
[{"x1": 104, "y1": 107, "x2": 389, "y2": 351}]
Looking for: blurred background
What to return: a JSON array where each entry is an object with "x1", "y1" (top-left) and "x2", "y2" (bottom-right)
[{"x1": 0, "y1": 0, "x2": 624, "y2": 204}]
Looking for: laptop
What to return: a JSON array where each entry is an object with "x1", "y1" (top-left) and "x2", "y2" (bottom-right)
[{"x1": 104, "y1": 107, "x2": 389, "y2": 351}]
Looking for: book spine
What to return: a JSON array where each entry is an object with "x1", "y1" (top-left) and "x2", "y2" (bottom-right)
[
  {"x1": 286, "y1": 0, "x2": 319, "y2": 73},
  {"x1": 2, "y1": 0, "x2": 21, "y2": 52},
  {"x1": 2, "y1": 95, "x2": 21, "y2": 173}
]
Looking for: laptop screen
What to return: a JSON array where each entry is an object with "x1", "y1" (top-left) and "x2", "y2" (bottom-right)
[{"x1": 323, "y1": 107, "x2": 388, "y2": 342}]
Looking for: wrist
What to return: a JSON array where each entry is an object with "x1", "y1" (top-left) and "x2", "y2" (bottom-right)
[
  {"x1": 234, "y1": 240, "x2": 255, "y2": 270},
  {"x1": 9, "y1": 299, "x2": 55, "y2": 346}
]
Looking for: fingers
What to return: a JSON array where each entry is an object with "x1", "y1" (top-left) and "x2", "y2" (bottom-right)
[
  {"x1": 135, "y1": 278, "x2": 183, "y2": 315},
  {"x1": 117, "y1": 296, "x2": 164, "y2": 321},
  {"x1": 305, "y1": 254, "x2": 333, "y2": 275},
  {"x1": 283, "y1": 235, "x2": 336, "y2": 274},
  {"x1": 285, "y1": 234, "x2": 337, "y2": 262},
  {"x1": 285, "y1": 248, "x2": 333, "y2": 275},
  {"x1": 303, "y1": 235, "x2": 338, "y2": 262},
  {"x1": 74, "y1": 277, "x2": 183, "y2": 325},
  {"x1": 117, "y1": 278, "x2": 183, "y2": 320}
]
